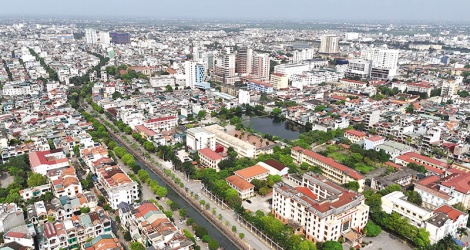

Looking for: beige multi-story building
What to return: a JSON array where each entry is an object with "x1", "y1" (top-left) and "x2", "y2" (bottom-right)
[
  {"x1": 236, "y1": 48, "x2": 253, "y2": 75},
  {"x1": 252, "y1": 53, "x2": 270, "y2": 82},
  {"x1": 270, "y1": 73, "x2": 289, "y2": 90},
  {"x1": 319, "y1": 35, "x2": 339, "y2": 54},
  {"x1": 291, "y1": 146, "x2": 365, "y2": 191},
  {"x1": 214, "y1": 50, "x2": 237, "y2": 85},
  {"x1": 198, "y1": 148, "x2": 224, "y2": 172},
  {"x1": 225, "y1": 175, "x2": 255, "y2": 200},
  {"x1": 204, "y1": 125, "x2": 256, "y2": 158},
  {"x1": 272, "y1": 173, "x2": 369, "y2": 245}
]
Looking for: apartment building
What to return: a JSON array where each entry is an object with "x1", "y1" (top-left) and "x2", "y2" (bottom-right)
[
  {"x1": 2, "y1": 82, "x2": 32, "y2": 96},
  {"x1": 119, "y1": 202, "x2": 193, "y2": 249},
  {"x1": 144, "y1": 116, "x2": 178, "y2": 132},
  {"x1": 186, "y1": 127, "x2": 216, "y2": 151},
  {"x1": 198, "y1": 148, "x2": 224, "y2": 172},
  {"x1": 345, "y1": 59, "x2": 371, "y2": 79},
  {"x1": 214, "y1": 50, "x2": 237, "y2": 85},
  {"x1": 95, "y1": 165, "x2": 139, "y2": 209},
  {"x1": 29, "y1": 149, "x2": 70, "y2": 175},
  {"x1": 270, "y1": 73, "x2": 289, "y2": 90},
  {"x1": 252, "y1": 53, "x2": 270, "y2": 82},
  {"x1": 291, "y1": 146, "x2": 365, "y2": 191},
  {"x1": 246, "y1": 80, "x2": 274, "y2": 94},
  {"x1": 319, "y1": 35, "x2": 339, "y2": 54},
  {"x1": 272, "y1": 173, "x2": 369, "y2": 246},
  {"x1": 236, "y1": 48, "x2": 253, "y2": 75},
  {"x1": 363, "y1": 136, "x2": 385, "y2": 150}
]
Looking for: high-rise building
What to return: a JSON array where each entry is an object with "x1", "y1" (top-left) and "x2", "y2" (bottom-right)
[
  {"x1": 185, "y1": 61, "x2": 205, "y2": 89},
  {"x1": 98, "y1": 31, "x2": 110, "y2": 45},
  {"x1": 109, "y1": 32, "x2": 130, "y2": 44},
  {"x1": 361, "y1": 47, "x2": 399, "y2": 80},
  {"x1": 252, "y1": 53, "x2": 270, "y2": 82},
  {"x1": 319, "y1": 35, "x2": 339, "y2": 54},
  {"x1": 236, "y1": 48, "x2": 253, "y2": 75},
  {"x1": 214, "y1": 50, "x2": 236, "y2": 85},
  {"x1": 345, "y1": 59, "x2": 371, "y2": 79},
  {"x1": 85, "y1": 29, "x2": 97, "y2": 44},
  {"x1": 292, "y1": 48, "x2": 315, "y2": 63}
]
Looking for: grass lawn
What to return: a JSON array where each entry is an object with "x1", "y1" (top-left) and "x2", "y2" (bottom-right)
[
  {"x1": 328, "y1": 152, "x2": 350, "y2": 162},
  {"x1": 354, "y1": 163, "x2": 374, "y2": 174}
]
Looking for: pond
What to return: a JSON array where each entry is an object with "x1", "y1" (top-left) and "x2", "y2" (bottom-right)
[{"x1": 242, "y1": 117, "x2": 306, "y2": 140}]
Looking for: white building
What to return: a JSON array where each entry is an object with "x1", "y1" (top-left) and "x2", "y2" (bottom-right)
[
  {"x1": 2, "y1": 82, "x2": 32, "y2": 96},
  {"x1": 361, "y1": 47, "x2": 398, "y2": 80},
  {"x1": 319, "y1": 35, "x2": 339, "y2": 54},
  {"x1": 185, "y1": 61, "x2": 205, "y2": 89},
  {"x1": 345, "y1": 59, "x2": 371, "y2": 79},
  {"x1": 272, "y1": 173, "x2": 369, "y2": 245},
  {"x1": 96, "y1": 165, "x2": 139, "y2": 209},
  {"x1": 85, "y1": 28, "x2": 98, "y2": 44},
  {"x1": 425, "y1": 205, "x2": 468, "y2": 244},
  {"x1": 186, "y1": 127, "x2": 216, "y2": 151},
  {"x1": 382, "y1": 191, "x2": 433, "y2": 227},
  {"x1": 274, "y1": 63, "x2": 310, "y2": 78},
  {"x1": 29, "y1": 150, "x2": 70, "y2": 175},
  {"x1": 0, "y1": 203, "x2": 25, "y2": 233},
  {"x1": 364, "y1": 136, "x2": 385, "y2": 150},
  {"x1": 238, "y1": 89, "x2": 251, "y2": 105},
  {"x1": 98, "y1": 31, "x2": 110, "y2": 45}
]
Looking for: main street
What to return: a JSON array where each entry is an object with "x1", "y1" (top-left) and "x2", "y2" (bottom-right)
[{"x1": 90, "y1": 107, "x2": 271, "y2": 250}]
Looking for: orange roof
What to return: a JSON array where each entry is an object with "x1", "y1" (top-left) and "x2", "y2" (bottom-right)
[
  {"x1": 345, "y1": 129, "x2": 367, "y2": 137},
  {"x1": 397, "y1": 152, "x2": 449, "y2": 169},
  {"x1": 198, "y1": 148, "x2": 223, "y2": 161},
  {"x1": 226, "y1": 175, "x2": 254, "y2": 190},
  {"x1": 235, "y1": 165, "x2": 269, "y2": 179},
  {"x1": 292, "y1": 146, "x2": 363, "y2": 180},
  {"x1": 434, "y1": 205, "x2": 465, "y2": 221},
  {"x1": 366, "y1": 136, "x2": 384, "y2": 142}
]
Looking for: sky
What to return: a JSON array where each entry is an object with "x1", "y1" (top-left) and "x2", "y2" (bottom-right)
[{"x1": 1, "y1": 0, "x2": 469, "y2": 22}]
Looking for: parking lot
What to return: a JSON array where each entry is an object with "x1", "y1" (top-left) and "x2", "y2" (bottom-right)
[
  {"x1": 243, "y1": 194, "x2": 272, "y2": 213},
  {"x1": 359, "y1": 232, "x2": 412, "y2": 250}
]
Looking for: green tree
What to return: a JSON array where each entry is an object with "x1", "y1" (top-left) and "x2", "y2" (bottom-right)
[
  {"x1": 112, "y1": 91, "x2": 123, "y2": 100},
  {"x1": 195, "y1": 226, "x2": 208, "y2": 238},
  {"x1": 208, "y1": 239, "x2": 219, "y2": 250},
  {"x1": 322, "y1": 241, "x2": 342, "y2": 250},
  {"x1": 178, "y1": 208, "x2": 188, "y2": 219},
  {"x1": 271, "y1": 108, "x2": 282, "y2": 117},
  {"x1": 124, "y1": 231, "x2": 132, "y2": 241},
  {"x1": 406, "y1": 190, "x2": 423, "y2": 206},
  {"x1": 457, "y1": 227, "x2": 468, "y2": 240},
  {"x1": 197, "y1": 110, "x2": 207, "y2": 119},
  {"x1": 405, "y1": 104, "x2": 414, "y2": 114},
  {"x1": 165, "y1": 85, "x2": 173, "y2": 92},
  {"x1": 130, "y1": 242, "x2": 145, "y2": 250},
  {"x1": 343, "y1": 181, "x2": 359, "y2": 191},
  {"x1": 27, "y1": 173, "x2": 47, "y2": 187},
  {"x1": 364, "y1": 220, "x2": 382, "y2": 237}
]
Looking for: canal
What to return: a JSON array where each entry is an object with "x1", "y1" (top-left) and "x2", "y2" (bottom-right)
[
  {"x1": 242, "y1": 117, "x2": 306, "y2": 140},
  {"x1": 112, "y1": 139, "x2": 236, "y2": 250}
]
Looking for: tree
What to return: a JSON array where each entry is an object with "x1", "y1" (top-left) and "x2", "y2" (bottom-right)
[
  {"x1": 208, "y1": 239, "x2": 219, "y2": 250},
  {"x1": 239, "y1": 233, "x2": 245, "y2": 239},
  {"x1": 343, "y1": 181, "x2": 359, "y2": 191},
  {"x1": 112, "y1": 91, "x2": 123, "y2": 100},
  {"x1": 197, "y1": 110, "x2": 207, "y2": 119},
  {"x1": 124, "y1": 231, "x2": 132, "y2": 241},
  {"x1": 407, "y1": 162, "x2": 426, "y2": 173},
  {"x1": 123, "y1": 126, "x2": 132, "y2": 134},
  {"x1": 195, "y1": 226, "x2": 208, "y2": 238},
  {"x1": 365, "y1": 220, "x2": 382, "y2": 237},
  {"x1": 143, "y1": 141, "x2": 155, "y2": 152},
  {"x1": 165, "y1": 85, "x2": 173, "y2": 92},
  {"x1": 322, "y1": 241, "x2": 342, "y2": 250},
  {"x1": 453, "y1": 202, "x2": 466, "y2": 212},
  {"x1": 405, "y1": 104, "x2": 414, "y2": 114},
  {"x1": 179, "y1": 208, "x2": 188, "y2": 219},
  {"x1": 130, "y1": 242, "x2": 145, "y2": 250},
  {"x1": 27, "y1": 173, "x2": 47, "y2": 187},
  {"x1": 457, "y1": 227, "x2": 468, "y2": 240},
  {"x1": 271, "y1": 108, "x2": 282, "y2": 117},
  {"x1": 406, "y1": 190, "x2": 423, "y2": 206},
  {"x1": 80, "y1": 207, "x2": 91, "y2": 214}
]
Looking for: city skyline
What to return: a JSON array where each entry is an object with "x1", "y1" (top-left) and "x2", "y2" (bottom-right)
[{"x1": 2, "y1": 0, "x2": 470, "y2": 22}]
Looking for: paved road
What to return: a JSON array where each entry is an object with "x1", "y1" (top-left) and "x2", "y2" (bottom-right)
[{"x1": 93, "y1": 111, "x2": 270, "y2": 250}]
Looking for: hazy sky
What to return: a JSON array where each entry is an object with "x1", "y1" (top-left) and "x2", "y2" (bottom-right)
[{"x1": 2, "y1": 0, "x2": 469, "y2": 22}]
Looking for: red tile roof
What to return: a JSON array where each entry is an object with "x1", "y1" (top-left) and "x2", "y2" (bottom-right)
[
  {"x1": 397, "y1": 152, "x2": 449, "y2": 169},
  {"x1": 295, "y1": 187, "x2": 317, "y2": 200},
  {"x1": 29, "y1": 150, "x2": 68, "y2": 168},
  {"x1": 292, "y1": 146, "x2": 363, "y2": 180},
  {"x1": 198, "y1": 148, "x2": 223, "y2": 161},
  {"x1": 226, "y1": 175, "x2": 254, "y2": 190},
  {"x1": 366, "y1": 136, "x2": 384, "y2": 142},
  {"x1": 146, "y1": 116, "x2": 177, "y2": 123},
  {"x1": 434, "y1": 205, "x2": 465, "y2": 222},
  {"x1": 440, "y1": 173, "x2": 470, "y2": 194},
  {"x1": 235, "y1": 165, "x2": 269, "y2": 179},
  {"x1": 135, "y1": 125, "x2": 157, "y2": 137},
  {"x1": 345, "y1": 129, "x2": 367, "y2": 138}
]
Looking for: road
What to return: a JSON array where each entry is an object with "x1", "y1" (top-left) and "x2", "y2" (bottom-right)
[{"x1": 89, "y1": 107, "x2": 271, "y2": 250}]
